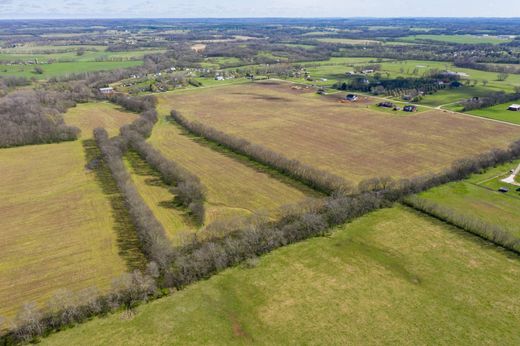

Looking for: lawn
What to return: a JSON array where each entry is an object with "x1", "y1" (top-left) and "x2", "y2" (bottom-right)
[
  {"x1": 0, "y1": 141, "x2": 139, "y2": 319},
  {"x1": 156, "y1": 81, "x2": 520, "y2": 183},
  {"x1": 0, "y1": 60, "x2": 142, "y2": 79},
  {"x1": 148, "y1": 113, "x2": 321, "y2": 228},
  {"x1": 64, "y1": 102, "x2": 137, "y2": 138},
  {"x1": 467, "y1": 101, "x2": 520, "y2": 125},
  {"x1": 41, "y1": 206, "x2": 520, "y2": 345}
]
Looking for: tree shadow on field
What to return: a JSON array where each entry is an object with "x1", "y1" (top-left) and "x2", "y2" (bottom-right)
[
  {"x1": 82, "y1": 139, "x2": 147, "y2": 271},
  {"x1": 125, "y1": 149, "x2": 197, "y2": 227},
  {"x1": 165, "y1": 117, "x2": 324, "y2": 199}
]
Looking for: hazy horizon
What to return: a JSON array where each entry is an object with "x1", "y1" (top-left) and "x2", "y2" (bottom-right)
[{"x1": 1, "y1": 0, "x2": 519, "y2": 20}]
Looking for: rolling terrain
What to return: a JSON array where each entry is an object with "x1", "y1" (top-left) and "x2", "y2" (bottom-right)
[
  {"x1": 41, "y1": 206, "x2": 520, "y2": 345},
  {"x1": 157, "y1": 81, "x2": 520, "y2": 183}
]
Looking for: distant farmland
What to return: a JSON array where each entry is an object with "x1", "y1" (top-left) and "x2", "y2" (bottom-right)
[{"x1": 157, "y1": 81, "x2": 520, "y2": 183}]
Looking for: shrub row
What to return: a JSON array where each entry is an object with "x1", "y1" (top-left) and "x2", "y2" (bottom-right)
[
  {"x1": 170, "y1": 110, "x2": 352, "y2": 195},
  {"x1": 461, "y1": 91, "x2": 520, "y2": 111},
  {"x1": 404, "y1": 195, "x2": 520, "y2": 254},
  {"x1": 166, "y1": 191, "x2": 389, "y2": 288},
  {"x1": 94, "y1": 128, "x2": 174, "y2": 269},
  {"x1": 122, "y1": 129, "x2": 206, "y2": 224},
  {"x1": 1, "y1": 269, "x2": 159, "y2": 345}
]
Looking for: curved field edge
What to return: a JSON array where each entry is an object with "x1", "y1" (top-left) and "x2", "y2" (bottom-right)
[{"x1": 41, "y1": 206, "x2": 520, "y2": 345}]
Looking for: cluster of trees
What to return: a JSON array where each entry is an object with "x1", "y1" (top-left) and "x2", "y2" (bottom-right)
[
  {"x1": 454, "y1": 59, "x2": 520, "y2": 75},
  {"x1": 334, "y1": 75, "x2": 448, "y2": 97},
  {"x1": 94, "y1": 128, "x2": 174, "y2": 269},
  {"x1": 122, "y1": 130, "x2": 206, "y2": 224},
  {"x1": 2, "y1": 269, "x2": 159, "y2": 344},
  {"x1": 461, "y1": 91, "x2": 520, "y2": 111},
  {"x1": 0, "y1": 89, "x2": 81, "y2": 148},
  {"x1": 170, "y1": 110, "x2": 352, "y2": 195},
  {"x1": 404, "y1": 196, "x2": 520, "y2": 254}
]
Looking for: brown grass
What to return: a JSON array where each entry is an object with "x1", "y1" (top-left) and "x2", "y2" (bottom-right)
[
  {"x1": 0, "y1": 141, "x2": 130, "y2": 319},
  {"x1": 64, "y1": 102, "x2": 137, "y2": 138},
  {"x1": 148, "y1": 117, "x2": 321, "y2": 228},
  {"x1": 157, "y1": 81, "x2": 520, "y2": 183}
]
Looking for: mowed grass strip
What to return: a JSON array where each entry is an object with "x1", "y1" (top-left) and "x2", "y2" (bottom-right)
[
  {"x1": 148, "y1": 116, "x2": 320, "y2": 226},
  {"x1": 124, "y1": 151, "x2": 196, "y2": 244},
  {"x1": 41, "y1": 206, "x2": 520, "y2": 345},
  {"x1": 64, "y1": 102, "x2": 137, "y2": 138},
  {"x1": 0, "y1": 142, "x2": 131, "y2": 319},
  {"x1": 157, "y1": 81, "x2": 520, "y2": 183}
]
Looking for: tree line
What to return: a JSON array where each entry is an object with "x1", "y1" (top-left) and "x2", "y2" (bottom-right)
[
  {"x1": 121, "y1": 129, "x2": 206, "y2": 224},
  {"x1": 461, "y1": 91, "x2": 520, "y2": 111},
  {"x1": 404, "y1": 195, "x2": 520, "y2": 254},
  {"x1": 111, "y1": 93, "x2": 207, "y2": 224},
  {"x1": 169, "y1": 110, "x2": 352, "y2": 195},
  {"x1": 2, "y1": 269, "x2": 160, "y2": 345},
  {"x1": 94, "y1": 127, "x2": 174, "y2": 269}
]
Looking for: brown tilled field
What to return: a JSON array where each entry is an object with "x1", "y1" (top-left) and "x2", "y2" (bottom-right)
[{"x1": 157, "y1": 81, "x2": 520, "y2": 183}]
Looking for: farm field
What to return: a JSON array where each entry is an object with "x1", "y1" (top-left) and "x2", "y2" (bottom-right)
[
  {"x1": 417, "y1": 160, "x2": 520, "y2": 238},
  {"x1": 0, "y1": 142, "x2": 133, "y2": 319},
  {"x1": 148, "y1": 115, "x2": 321, "y2": 226},
  {"x1": 466, "y1": 102, "x2": 520, "y2": 125},
  {"x1": 64, "y1": 102, "x2": 137, "y2": 137},
  {"x1": 41, "y1": 206, "x2": 520, "y2": 345},
  {"x1": 316, "y1": 38, "x2": 381, "y2": 45},
  {"x1": 157, "y1": 81, "x2": 520, "y2": 183},
  {"x1": 0, "y1": 48, "x2": 166, "y2": 63},
  {"x1": 0, "y1": 101, "x2": 145, "y2": 320},
  {"x1": 124, "y1": 151, "x2": 196, "y2": 244},
  {"x1": 0, "y1": 60, "x2": 142, "y2": 79},
  {"x1": 400, "y1": 34, "x2": 513, "y2": 44}
]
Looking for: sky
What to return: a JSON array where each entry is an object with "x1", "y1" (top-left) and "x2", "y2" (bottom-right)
[{"x1": 0, "y1": 0, "x2": 519, "y2": 19}]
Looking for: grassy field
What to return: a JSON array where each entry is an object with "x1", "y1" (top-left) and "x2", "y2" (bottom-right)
[
  {"x1": 156, "y1": 81, "x2": 520, "y2": 183},
  {"x1": 400, "y1": 34, "x2": 513, "y2": 45},
  {"x1": 0, "y1": 102, "x2": 144, "y2": 319},
  {"x1": 0, "y1": 60, "x2": 142, "y2": 79},
  {"x1": 417, "y1": 160, "x2": 520, "y2": 237},
  {"x1": 64, "y1": 102, "x2": 137, "y2": 138},
  {"x1": 41, "y1": 206, "x2": 520, "y2": 345},
  {"x1": 124, "y1": 151, "x2": 196, "y2": 244},
  {"x1": 316, "y1": 38, "x2": 381, "y2": 45},
  {"x1": 0, "y1": 142, "x2": 135, "y2": 319},
  {"x1": 467, "y1": 101, "x2": 520, "y2": 125},
  {"x1": 148, "y1": 112, "x2": 321, "y2": 228}
]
